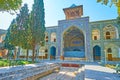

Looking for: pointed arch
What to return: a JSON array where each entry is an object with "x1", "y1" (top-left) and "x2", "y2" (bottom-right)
[
  {"x1": 107, "y1": 48, "x2": 112, "y2": 53},
  {"x1": 50, "y1": 46, "x2": 56, "y2": 59},
  {"x1": 106, "y1": 31, "x2": 111, "y2": 39},
  {"x1": 45, "y1": 32, "x2": 48, "y2": 42},
  {"x1": 51, "y1": 32, "x2": 56, "y2": 42},
  {"x1": 105, "y1": 44, "x2": 120, "y2": 61},
  {"x1": 63, "y1": 26, "x2": 85, "y2": 58},
  {"x1": 92, "y1": 29, "x2": 100, "y2": 40},
  {"x1": 103, "y1": 24, "x2": 118, "y2": 39},
  {"x1": 93, "y1": 45, "x2": 101, "y2": 61}
]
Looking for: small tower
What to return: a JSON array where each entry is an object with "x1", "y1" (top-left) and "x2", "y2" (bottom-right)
[{"x1": 63, "y1": 4, "x2": 83, "y2": 20}]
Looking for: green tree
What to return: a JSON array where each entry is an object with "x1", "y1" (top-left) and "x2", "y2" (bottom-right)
[
  {"x1": 14, "y1": 4, "x2": 31, "y2": 60},
  {"x1": 4, "y1": 19, "x2": 15, "y2": 50},
  {"x1": 16, "y1": 4, "x2": 31, "y2": 60},
  {"x1": 0, "y1": 0, "x2": 22, "y2": 13},
  {"x1": 4, "y1": 19, "x2": 15, "y2": 59},
  {"x1": 5, "y1": 4, "x2": 30, "y2": 60},
  {"x1": 19, "y1": 4, "x2": 32, "y2": 61},
  {"x1": 11, "y1": 4, "x2": 29, "y2": 47},
  {"x1": 7, "y1": 19, "x2": 19, "y2": 60},
  {"x1": 30, "y1": 0, "x2": 46, "y2": 62},
  {"x1": 16, "y1": 4, "x2": 29, "y2": 47}
]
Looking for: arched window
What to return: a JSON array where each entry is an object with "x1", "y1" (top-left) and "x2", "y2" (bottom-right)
[
  {"x1": 93, "y1": 45, "x2": 101, "y2": 60},
  {"x1": 106, "y1": 31, "x2": 111, "y2": 39},
  {"x1": 107, "y1": 48, "x2": 112, "y2": 53},
  {"x1": 103, "y1": 25, "x2": 118, "y2": 40},
  {"x1": 45, "y1": 32, "x2": 48, "y2": 42},
  {"x1": 92, "y1": 30, "x2": 100, "y2": 40},
  {"x1": 45, "y1": 49, "x2": 48, "y2": 52},
  {"x1": 51, "y1": 33, "x2": 56, "y2": 42},
  {"x1": 106, "y1": 32, "x2": 110, "y2": 35}
]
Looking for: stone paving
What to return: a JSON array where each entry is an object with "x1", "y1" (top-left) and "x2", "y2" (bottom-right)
[
  {"x1": 41, "y1": 60, "x2": 120, "y2": 80},
  {"x1": 0, "y1": 63, "x2": 60, "y2": 80},
  {"x1": 0, "y1": 60, "x2": 120, "y2": 80},
  {"x1": 39, "y1": 67, "x2": 78, "y2": 80},
  {"x1": 85, "y1": 63, "x2": 120, "y2": 80}
]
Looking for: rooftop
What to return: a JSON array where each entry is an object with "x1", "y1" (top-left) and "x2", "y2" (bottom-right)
[
  {"x1": 0, "y1": 29, "x2": 7, "y2": 35},
  {"x1": 69, "y1": 4, "x2": 77, "y2": 8}
]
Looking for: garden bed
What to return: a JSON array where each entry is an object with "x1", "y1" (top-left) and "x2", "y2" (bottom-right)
[{"x1": 0, "y1": 59, "x2": 32, "y2": 67}]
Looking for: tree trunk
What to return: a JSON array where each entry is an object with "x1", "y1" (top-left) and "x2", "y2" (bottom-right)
[
  {"x1": 32, "y1": 46, "x2": 35, "y2": 63},
  {"x1": 26, "y1": 49, "x2": 29, "y2": 61},
  {"x1": 17, "y1": 47, "x2": 20, "y2": 60},
  {"x1": 14, "y1": 49, "x2": 17, "y2": 60}
]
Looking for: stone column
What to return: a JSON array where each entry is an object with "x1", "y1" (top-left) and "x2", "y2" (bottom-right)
[
  {"x1": 100, "y1": 25, "x2": 106, "y2": 64},
  {"x1": 119, "y1": 48, "x2": 120, "y2": 57}
]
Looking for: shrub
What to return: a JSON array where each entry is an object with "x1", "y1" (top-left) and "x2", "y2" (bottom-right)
[
  {"x1": 0, "y1": 57, "x2": 2, "y2": 60},
  {"x1": 0, "y1": 60, "x2": 33, "y2": 67}
]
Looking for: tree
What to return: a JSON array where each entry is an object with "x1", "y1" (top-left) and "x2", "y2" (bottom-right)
[
  {"x1": 4, "y1": 19, "x2": 15, "y2": 50},
  {"x1": 30, "y1": 0, "x2": 46, "y2": 62},
  {"x1": 0, "y1": 0, "x2": 22, "y2": 13},
  {"x1": 16, "y1": 4, "x2": 29, "y2": 48},
  {"x1": 97, "y1": 0, "x2": 120, "y2": 16},
  {"x1": 4, "y1": 19, "x2": 15, "y2": 59},
  {"x1": 5, "y1": 4, "x2": 30, "y2": 60},
  {"x1": 16, "y1": 4, "x2": 31, "y2": 60},
  {"x1": 19, "y1": 4, "x2": 33, "y2": 61}
]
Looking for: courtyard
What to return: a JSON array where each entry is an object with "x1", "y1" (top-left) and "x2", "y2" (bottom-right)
[
  {"x1": 0, "y1": 0, "x2": 120, "y2": 80},
  {"x1": 0, "y1": 61, "x2": 120, "y2": 80}
]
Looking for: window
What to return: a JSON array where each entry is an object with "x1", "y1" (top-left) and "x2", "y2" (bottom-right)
[
  {"x1": 54, "y1": 38, "x2": 56, "y2": 42},
  {"x1": 92, "y1": 30, "x2": 100, "y2": 40},
  {"x1": 107, "y1": 48, "x2": 112, "y2": 53},
  {"x1": 45, "y1": 49, "x2": 48, "y2": 52},
  {"x1": 94, "y1": 36, "x2": 97, "y2": 40},
  {"x1": 45, "y1": 32, "x2": 48, "y2": 42},
  {"x1": 106, "y1": 32, "x2": 111, "y2": 39},
  {"x1": 103, "y1": 25, "x2": 118, "y2": 39},
  {"x1": 51, "y1": 33, "x2": 56, "y2": 42},
  {"x1": 106, "y1": 32, "x2": 110, "y2": 35},
  {"x1": 45, "y1": 36, "x2": 48, "y2": 42}
]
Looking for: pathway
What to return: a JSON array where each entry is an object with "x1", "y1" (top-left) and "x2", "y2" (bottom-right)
[{"x1": 85, "y1": 63, "x2": 120, "y2": 80}]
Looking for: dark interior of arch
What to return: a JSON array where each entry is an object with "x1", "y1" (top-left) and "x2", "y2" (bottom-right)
[{"x1": 63, "y1": 26, "x2": 85, "y2": 58}]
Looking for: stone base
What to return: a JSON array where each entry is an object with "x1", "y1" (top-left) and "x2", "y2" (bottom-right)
[
  {"x1": 64, "y1": 57, "x2": 86, "y2": 61},
  {"x1": 23, "y1": 67, "x2": 60, "y2": 80}
]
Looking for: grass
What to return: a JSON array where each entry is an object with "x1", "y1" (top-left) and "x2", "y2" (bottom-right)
[
  {"x1": 0, "y1": 60, "x2": 9, "y2": 67},
  {"x1": 0, "y1": 59, "x2": 32, "y2": 67}
]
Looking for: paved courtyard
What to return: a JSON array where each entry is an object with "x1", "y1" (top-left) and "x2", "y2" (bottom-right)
[
  {"x1": 39, "y1": 61, "x2": 120, "y2": 80},
  {"x1": 39, "y1": 67, "x2": 78, "y2": 80},
  {"x1": 0, "y1": 61, "x2": 120, "y2": 80},
  {"x1": 85, "y1": 63, "x2": 120, "y2": 80}
]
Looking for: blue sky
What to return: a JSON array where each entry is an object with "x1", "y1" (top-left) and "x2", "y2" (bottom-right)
[{"x1": 0, "y1": 0, "x2": 118, "y2": 30}]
